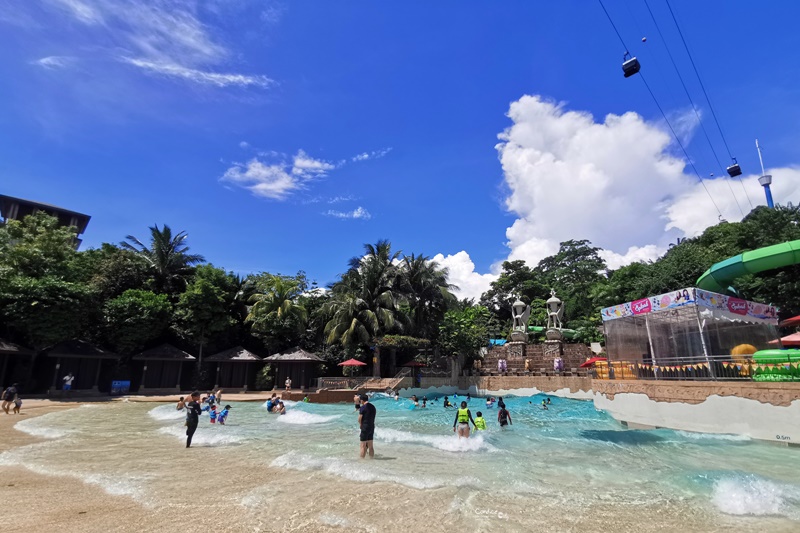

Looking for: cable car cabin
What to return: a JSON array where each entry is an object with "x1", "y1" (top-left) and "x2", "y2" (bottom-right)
[
  {"x1": 622, "y1": 57, "x2": 640, "y2": 78},
  {"x1": 727, "y1": 163, "x2": 742, "y2": 177}
]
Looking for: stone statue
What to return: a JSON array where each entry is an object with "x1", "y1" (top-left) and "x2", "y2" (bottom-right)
[
  {"x1": 511, "y1": 298, "x2": 531, "y2": 331},
  {"x1": 546, "y1": 290, "x2": 564, "y2": 330}
]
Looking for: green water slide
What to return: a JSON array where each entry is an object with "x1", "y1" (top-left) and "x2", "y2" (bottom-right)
[
  {"x1": 696, "y1": 239, "x2": 800, "y2": 294},
  {"x1": 528, "y1": 326, "x2": 579, "y2": 339}
]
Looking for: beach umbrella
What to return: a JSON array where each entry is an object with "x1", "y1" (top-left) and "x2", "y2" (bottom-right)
[
  {"x1": 768, "y1": 333, "x2": 800, "y2": 347},
  {"x1": 338, "y1": 358, "x2": 367, "y2": 366},
  {"x1": 579, "y1": 357, "x2": 607, "y2": 368},
  {"x1": 779, "y1": 315, "x2": 800, "y2": 328}
]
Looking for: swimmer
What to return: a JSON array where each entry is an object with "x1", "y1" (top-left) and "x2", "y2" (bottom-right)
[
  {"x1": 498, "y1": 405, "x2": 512, "y2": 427},
  {"x1": 176, "y1": 396, "x2": 186, "y2": 411},
  {"x1": 209, "y1": 404, "x2": 218, "y2": 423},
  {"x1": 474, "y1": 411, "x2": 487, "y2": 430},
  {"x1": 412, "y1": 395, "x2": 419, "y2": 407},
  {"x1": 207, "y1": 391, "x2": 216, "y2": 406},
  {"x1": 485, "y1": 397, "x2": 495, "y2": 408},
  {"x1": 467, "y1": 393, "x2": 471, "y2": 401},
  {"x1": 185, "y1": 391, "x2": 202, "y2": 448},
  {"x1": 12, "y1": 396, "x2": 21, "y2": 415},
  {"x1": 303, "y1": 394, "x2": 310, "y2": 403},
  {"x1": 541, "y1": 400, "x2": 548, "y2": 410},
  {"x1": 266, "y1": 393, "x2": 277, "y2": 412},
  {"x1": 217, "y1": 405, "x2": 231, "y2": 425},
  {"x1": 497, "y1": 397, "x2": 506, "y2": 409},
  {"x1": 394, "y1": 391, "x2": 399, "y2": 401},
  {"x1": 354, "y1": 394, "x2": 362, "y2": 412},
  {"x1": 421, "y1": 399, "x2": 427, "y2": 408},
  {"x1": 453, "y1": 401, "x2": 477, "y2": 438},
  {"x1": 2, "y1": 383, "x2": 18, "y2": 414},
  {"x1": 443, "y1": 396, "x2": 452, "y2": 408},
  {"x1": 547, "y1": 398, "x2": 551, "y2": 405},
  {"x1": 272, "y1": 400, "x2": 286, "y2": 415}
]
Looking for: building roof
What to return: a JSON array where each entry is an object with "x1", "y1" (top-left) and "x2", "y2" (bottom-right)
[
  {"x1": 0, "y1": 339, "x2": 34, "y2": 356},
  {"x1": 0, "y1": 194, "x2": 91, "y2": 235},
  {"x1": 132, "y1": 343, "x2": 195, "y2": 361},
  {"x1": 42, "y1": 340, "x2": 119, "y2": 359},
  {"x1": 264, "y1": 347, "x2": 324, "y2": 363},
  {"x1": 206, "y1": 346, "x2": 262, "y2": 362}
]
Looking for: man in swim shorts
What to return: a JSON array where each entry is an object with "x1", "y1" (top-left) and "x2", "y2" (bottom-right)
[
  {"x1": 185, "y1": 391, "x2": 202, "y2": 448},
  {"x1": 453, "y1": 401, "x2": 476, "y2": 438},
  {"x1": 358, "y1": 393, "x2": 376, "y2": 459}
]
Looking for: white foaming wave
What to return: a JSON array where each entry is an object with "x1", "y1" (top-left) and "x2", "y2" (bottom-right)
[
  {"x1": 14, "y1": 415, "x2": 72, "y2": 439},
  {"x1": 318, "y1": 513, "x2": 351, "y2": 527},
  {"x1": 276, "y1": 410, "x2": 341, "y2": 425},
  {"x1": 675, "y1": 430, "x2": 750, "y2": 442},
  {"x1": 157, "y1": 425, "x2": 243, "y2": 446},
  {"x1": 0, "y1": 442, "x2": 147, "y2": 501},
  {"x1": 374, "y1": 428, "x2": 497, "y2": 453},
  {"x1": 712, "y1": 474, "x2": 800, "y2": 518},
  {"x1": 270, "y1": 451, "x2": 479, "y2": 490},
  {"x1": 147, "y1": 404, "x2": 186, "y2": 421}
]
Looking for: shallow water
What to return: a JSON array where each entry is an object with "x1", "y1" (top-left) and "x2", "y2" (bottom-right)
[{"x1": 3, "y1": 395, "x2": 800, "y2": 531}]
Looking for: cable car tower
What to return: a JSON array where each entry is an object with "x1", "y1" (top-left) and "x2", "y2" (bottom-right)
[{"x1": 755, "y1": 139, "x2": 774, "y2": 208}]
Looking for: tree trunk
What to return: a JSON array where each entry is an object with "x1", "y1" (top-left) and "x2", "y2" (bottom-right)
[
  {"x1": 373, "y1": 346, "x2": 381, "y2": 377},
  {"x1": 451, "y1": 353, "x2": 464, "y2": 381}
]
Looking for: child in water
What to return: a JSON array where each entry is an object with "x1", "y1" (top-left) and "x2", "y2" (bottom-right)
[
  {"x1": 303, "y1": 394, "x2": 310, "y2": 403},
  {"x1": 541, "y1": 399, "x2": 548, "y2": 410},
  {"x1": 217, "y1": 405, "x2": 231, "y2": 425},
  {"x1": 12, "y1": 396, "x2": 21, "y2": 414},
  {"x1": 209, "y1": 404, "x2": 218, "y2": 423},
  {"x1": 474, "y1": 411, "x2": 487, "y2": 430}
]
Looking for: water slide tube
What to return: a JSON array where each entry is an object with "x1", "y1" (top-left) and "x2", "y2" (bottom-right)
[
  {"x1": 752, "y1": 349, "x2": 800, "y2": 382},
  {"x1": 528, "y1": 326, "x2": 578, "y2": 339},
  {"x1": 696, "y1": 239, "x2": 800, "y2": 294}
]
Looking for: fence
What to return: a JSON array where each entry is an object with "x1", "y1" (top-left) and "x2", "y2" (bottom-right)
[
  {"x1": 593, "y1": 353, "x2": 766, "y2": 381},
  {"x1": 315, "y1": 377, "x2": 371, "y2": 390}
]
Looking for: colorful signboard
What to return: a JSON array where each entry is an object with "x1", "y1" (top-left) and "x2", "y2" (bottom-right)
[{"x1": 601, "y1": 288, "x2": 778, "y2": 323}]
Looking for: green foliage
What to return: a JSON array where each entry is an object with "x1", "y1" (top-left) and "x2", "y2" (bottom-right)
[
  {"x1": 0, "y1": 276, "x2": 93, "y2": 348},
  {"x1": 255, "y1": 364, "x2": 274, "y2": 390},
  {"x1": 103, "y1": 289, "x2": 172, "y2": 354},
  {"x1": 375, "y1": 335, "x2": 431, "y2": 349},
  {"x1": 0, "y1": 212, "x2": 77, "y2": 278},
  {"x1": 174, "y1": 265, "x2": 233, "y2": 351},
  {"x1": 438, "y1": 306, "x2": 489, "y2": 359}
]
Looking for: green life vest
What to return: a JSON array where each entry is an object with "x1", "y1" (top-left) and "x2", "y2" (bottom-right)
[
  {"x1": 474, "y1": 417, "x2": 487, "y2": 430},
  {"x1": 457, "y1": 408, "x2": 469, "y2": 423}
]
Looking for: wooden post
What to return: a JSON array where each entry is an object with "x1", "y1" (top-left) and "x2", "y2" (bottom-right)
[
  {"x1": 244, "y1": 364, "x2": 249, "y2": 392},
  {"x1": 373, "y1": 346, "x2": 381, "y2": 378},
  {"x1": 0, "y1": 355, "x2": 8, "y2": 388},
  {"x1": 176, "y1": 362, "x2": 183, "y2": 391},
  {"x1": 92, "y1": 359, "x2": 103, "y2": 392},
  {"x1": 50, "y1": 358, "x2": 61, "y2": 395},
  {"x1": 140, "y1": 363, "x2": 148, "y2": 392},
  {"x1": 215, "y1": 363, "x2": 221, "y2": 388}
]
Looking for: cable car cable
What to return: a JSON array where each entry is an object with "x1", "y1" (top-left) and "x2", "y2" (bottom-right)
[
  {"x1": 597, "y1": 0, "x2": 723, "y2": 218},
  {"x1": 638, "y1": 72, "x2": 723, "y2": 217},
  {"x1": 642, "y1": 0, "x2": 744, "y2": 216}
]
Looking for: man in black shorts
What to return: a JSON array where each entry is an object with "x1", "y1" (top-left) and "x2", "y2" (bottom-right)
[
  {"x1": 357, "y1": 393, "x2": 376, "y2": 459},
  {"x1": 185, "y1": 391, "x2": 202, "y2": 448}
]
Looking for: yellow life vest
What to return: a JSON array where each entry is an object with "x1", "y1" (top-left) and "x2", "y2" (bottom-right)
[
  {"x1": 474, "y1": 417, "x2": 487, "y2": 430},
  {"x1": 457, "y1": 408, "x2": 469, "y2": 423}
]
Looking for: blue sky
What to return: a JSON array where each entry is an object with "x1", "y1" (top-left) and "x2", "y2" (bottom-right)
[{"x1": 2, "y1": 1, "x2": 799, "y2": 298}]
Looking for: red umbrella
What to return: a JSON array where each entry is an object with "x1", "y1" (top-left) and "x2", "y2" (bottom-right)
[
  {"x1": 338, "y1": 358, "x2": 367, "y2": 366},
  {"x1": 779, "y1": 315, "x2": 800, "y2": 328},
  {"x1": 769, "y1": 333, "x2": 800, "y2": 346},
  {"x1": 401, "y1": 361, "x2": 427, "y2": 367},
  {"x1": 579, "y1": 357, "x2": 608, "y2": 368}
]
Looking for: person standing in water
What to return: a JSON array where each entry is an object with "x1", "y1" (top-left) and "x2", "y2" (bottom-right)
[
  {"x1": 474, "y1": 411, "x2": 487, "y2": 430},
  {"x1": 176, "y1": 396, "x2": 186, "y2": 411},
  {"x1": 498, "y1": 405, "x2": 512, "y2": 427},
  {"x1": 358, "y1": 394, "x2": 376, "y2": 459},
  {"x1": 285, "y1": 377, "x2": 292, "y2": 391},
  {"x1": 453, "y1": 401, "x2": 477, "y2": 438},
  {"x1": 185, "y1": 392, "x2": 202, "y2": 448},
  {"x1": 62, "y1": 372, "x2": 75, "y2": 396},
  {"x1": 2, "y1": 383, "x2": 18, "y2": 414}
]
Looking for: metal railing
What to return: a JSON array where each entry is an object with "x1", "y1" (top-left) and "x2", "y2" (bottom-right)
[
  {"x1": 315, "y1": 377, "x2": 372, "y2": 390},
  {"x1": 592, "y1": 353, "x2": 778, "y2": 381}
]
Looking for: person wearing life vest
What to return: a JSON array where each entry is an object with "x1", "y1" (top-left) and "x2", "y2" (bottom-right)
[
  {"x1": 452, "y1": 401, "x2": 477, "y2": 438},
  {"x1": 474, "y1": 411, "x2": 487, "y2": 431}
]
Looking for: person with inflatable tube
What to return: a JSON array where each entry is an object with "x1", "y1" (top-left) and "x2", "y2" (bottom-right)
[{"x1": 453, "y1": 401, "x2": 477, "y2": 438}]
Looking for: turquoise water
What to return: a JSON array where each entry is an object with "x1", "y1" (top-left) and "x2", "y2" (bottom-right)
[{"x1": 4, "y1": 394, "x2": 800, "y2": 530}]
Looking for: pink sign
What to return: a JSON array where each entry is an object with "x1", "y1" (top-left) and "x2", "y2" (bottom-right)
[
  {"x1": 727, "y1": 297, "x2": 748, "y2": 315},
  {"x1": 631, "y1": 298, "x2": 652, "y2": 315}
]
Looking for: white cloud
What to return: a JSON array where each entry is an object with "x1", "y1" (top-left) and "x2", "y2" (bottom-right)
[
  {"x1": 432, "y1": 251, "x2": 497, "y2": 301},
  {"x1": 351, "y1": 147, "x2": 392, "y2": 162},
  {"x1": 120, "y1": 58, "x2": 271, "y2": 88},
  {"x1": 239, "y1": 141, "x2": 250, "y2": 149},
  {"x1": 324, "y1": 207, "x2": 372, "y2": 220},
  {"x1": 328, "y1": 195, "x2": 356, "y2": 204},
  {"x1": 430, "y1": 96, "x2": 800, "y2": 301},
  {"x1": 221, "y1": 150, "x2": 335, "y2": 200},
  {"x1": 31, "y1": 55, "x2": 75, "y2": 69},
  {"x1": 36, "y1": 0, "x2": 269, "y2": 89}
]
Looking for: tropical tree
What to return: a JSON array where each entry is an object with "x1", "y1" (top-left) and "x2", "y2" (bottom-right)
[
  {"x1": 103, "y1": 289, "x2": 172, "y2": 355},
  {"x1": 396, "y1": 253, "x2": 457, "y2": 339},
  {"x1": 246, "y1": 273, "x2": 308, "y2": 351},
  {"x1": 438, "y1": 306, "x2": 490, "y2": 379},
  {"x1": 120, "y1": 224, "x2": 204, "y2": 295}
]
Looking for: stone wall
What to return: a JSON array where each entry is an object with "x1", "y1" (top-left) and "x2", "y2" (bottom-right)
[
  {"x1": 592, "y1": 379, "x2": 800, "y2": 407},
  {"x1": 482, "y1": 343, "x2": 594, "y2": 373}
]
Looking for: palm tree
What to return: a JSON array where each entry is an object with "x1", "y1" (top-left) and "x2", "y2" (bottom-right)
[
  {"x1": 397, "y1": 253, "x2": 458, "y2": 338},
  {"x1": 246, "y1": 275, "x2": 308, "y2": 331},
  {"x1": 323, "y1": 240, "x2": 405, "y2": 375},
  {"x1": 121, "y1": 224, "x2": 204, "y2": 295}
]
